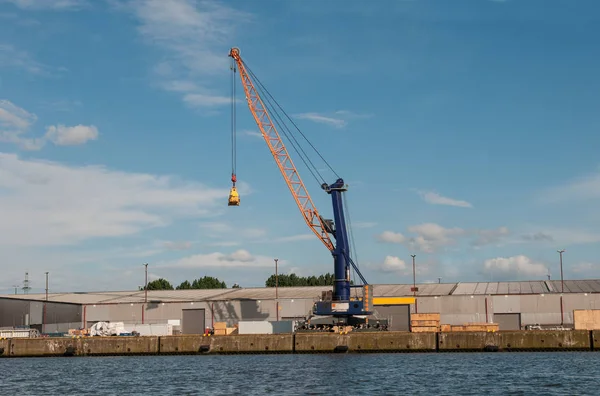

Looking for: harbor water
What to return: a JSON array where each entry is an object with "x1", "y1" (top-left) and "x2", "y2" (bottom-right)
[{"x1": 1, "y1": 352, "x2": 599, "y2": 395}]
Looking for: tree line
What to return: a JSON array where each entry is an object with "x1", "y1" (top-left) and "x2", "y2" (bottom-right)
[
  {"x1": 265, "y1": 273, "x2": 338, "y2": 287},
  {"x1": 141, "y1": 273, "x2": 342, "y2": 290},
  {"x1": 141, "y1": 276, "x2": 236, "y2": 290}
]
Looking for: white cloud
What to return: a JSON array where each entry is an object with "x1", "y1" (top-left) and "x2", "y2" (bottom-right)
[
  {"x1": 380, "y1": 255, "x2": 407, "y2": 273},
  {"x1": 571, "y1": 262, "x2": 600, "y2": 275},
  {"x1": 0, "y1": 99, "x2": 37, "y2": 129},
  {"x1": 0, "y1": 153, "x2": 228, "y2": 246},
  {"x1": 242, "y1": 130, "x2": 262, "y2": 139},
  {"x1": 0, "y1": 100, "x2": 97, "y2": 150},
  {"x1": 376, "y1": 230, "x2": 406, "y2": 244},
  {"x1": 295, "y1": 113, "x2": 347, "y2": 128},
  {"x1": 2, "y1": 0, "x2": 89, "y2": 10},
  {"x1": 45, "y1": 124, "x2": 99, "y2": 146},
  {"x1": 484, "y1": 255, "x2": 548, "y2": 277},
  {"x1": 406, "y1": 223, "x2": 465, "y2": 253},
  {"x1": 116, "y1": 0, "x2": 251, "y2": 110},
  {"x1": 204, "y1": 241, "x2": 240, "y2": 247},
  {"x1": 294, "y1": 110, "x2": 371, "y2": 129},
  {"x1": 183, "y1": 93, "x2": 231, "y2": 108},
  {"x1": 163, "y1": 241, "x2": 193, "y2": 250},
  {"x1": 161, "y1": 249, "x2": 279, "y2": 268},
  {"x1": 540, "y1": 169, "x2": 600, "y2": 203},
  {"x1": 520, "y1": 227, "x2": 600, "y2": 246},
  {"x1": 472, "y1": 226, "x2": 510, "y2": 247},
  {"x1": 0, "y1": 44, "x2": 65, "y2": 76},
  {"x1": 378, "y1": 223, "x2": 511, "y2": 252},
  {"x1": 521, "y1": 232, "x2": 554, "y2": 243},
  {"x1": 415, "y1": 189, "x2": 473, "y2": 208}
]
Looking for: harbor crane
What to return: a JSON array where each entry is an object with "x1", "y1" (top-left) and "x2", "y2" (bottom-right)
[{"x1": 227, "y1": 47, "x2": 372, "y2": 325}]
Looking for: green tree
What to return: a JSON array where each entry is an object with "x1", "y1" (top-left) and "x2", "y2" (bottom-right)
[
  {"x1": 190, "y1": 276, "x2": 227, "y2": 289},
  {"x1": 232, "y1": 283, "x2": 241, "y2": 288},
  {"x1": 265, "y1": 272, "x2": 346, "y2": 287},
  {"x1": 143, "y1": 278, "x2": 174, "y2": 290},
  {"x1": 176, "y1": 280, "x2": 192, "y2": 290}
]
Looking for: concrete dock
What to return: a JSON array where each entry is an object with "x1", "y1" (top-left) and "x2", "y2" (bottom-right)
[{"x1": 0, "y1": 330, "x2": 598, "y2": 357}]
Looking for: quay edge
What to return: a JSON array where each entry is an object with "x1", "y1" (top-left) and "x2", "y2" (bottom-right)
[{"x1": 1, "y1": 331, "x2": 599, "y2": 357}]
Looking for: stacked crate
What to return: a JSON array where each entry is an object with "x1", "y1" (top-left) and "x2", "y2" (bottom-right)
[
  {"x1": 573, "y1": 309, "x2": 600, "y2": 330},
  {"x1": 213, "y1": 322, "x2": 238, "y2": 335},
  {"x1": 410, "y1": 313, "x2": 441, "y2": 332},
  {"x1": 213, "y1": 322, "x2": 227, "y2": 335},
  {"x1": 444, "y1": 323, "x2": 499, "y2": 332},
  {"x1": 68, "y1": 328, "x2": 89, "y2": 336}
]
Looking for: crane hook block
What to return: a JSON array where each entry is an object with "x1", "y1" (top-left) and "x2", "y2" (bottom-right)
[{"x1": 228, "y1": 186, "x2": 240, "y2": 206}]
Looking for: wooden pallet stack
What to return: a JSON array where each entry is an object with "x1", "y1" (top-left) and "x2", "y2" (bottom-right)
[
  {"x1": 574, "y1": 309, "x2": 600, "y2": 330},
  {"x1": 213, "y1": 322, "x2": 237, "y2": 335},
  {"x1": 443, "y1": 323, "x2": 499, "y2": 332},
  {"x1": 410, "y1": 313, "x2": 441, "y2": 332}
]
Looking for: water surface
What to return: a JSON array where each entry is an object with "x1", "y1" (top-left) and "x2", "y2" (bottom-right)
[{"x1": 1, "y1": 352, "x2": 598, "y2": 395}]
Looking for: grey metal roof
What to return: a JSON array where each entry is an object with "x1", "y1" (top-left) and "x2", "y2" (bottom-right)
[
  {"x1": 373, "y1": 283, "x2": 457, "y2": 297},
  {"x1": 1, "y1": 279, "x2": 599, "y2": 305},
  {"x1": 451, "y1": 281, "x2": 554, "y2": 295}
]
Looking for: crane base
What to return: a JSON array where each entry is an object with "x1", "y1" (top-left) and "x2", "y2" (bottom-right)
[
  {"x1": 313, "y1": 300, "x2": 371, "y2": 317},
  {"x1": 295, "y1": 315, "x2": 389, "y2": 332}
]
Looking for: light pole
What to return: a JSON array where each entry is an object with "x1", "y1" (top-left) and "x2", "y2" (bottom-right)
[
  {"x1": 143, "y1": 263, "x2": 148, "y2": 324},
  {"x1": 557, "y1": 249, "x2": 565, "y2": 293},
  {"x1": 557, "y1": 250, "x2": 565, "y2": 325},
  {"x1": 411, "y1": 255, "x2": 417, "y2": 297},
  {"x1": 411, "y1": 255, "x2": 418, "y2": 314},
  {"x1": 274, "y1": 258, "x2": 279, "y2": 322},
  {"x1": 43, "y1": 272, "x2": 48, "y2": 334}
]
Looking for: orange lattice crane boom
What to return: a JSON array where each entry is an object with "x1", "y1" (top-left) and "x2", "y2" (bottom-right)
[{"x1": 228, "y1": 47, "x2": 334, "y2": 252}]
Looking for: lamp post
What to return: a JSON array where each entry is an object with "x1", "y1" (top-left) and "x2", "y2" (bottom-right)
[
  {"x1": 411, "y1": 255, "x2": 417, "y2": 296},
  {"x1": 410, "y1": 255, "x2": 418, "y2": 314},
  {"x1": 274, "y1": 258, "x2": 279, "y2": 322},
  {"x1": 557, "y1": 249, "x2": 565, "y2": 293},
  {"x1": 43, "y1": 272, "x2": 48, "y2": 334},
  {"x1": 143, "y1": 263, "x2": 148, "y2": 324},
  {"x1": 557, "y1": 250, "x2": 565, "y2": 325}
]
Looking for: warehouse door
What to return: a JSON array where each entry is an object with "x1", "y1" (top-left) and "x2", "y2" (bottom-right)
[
  {"x1": 495, "y1": 313, "x2": 521, "y2": 330},
  {"x1": 373, "y1": 305, "x2": 410, "y2": 331},
  {"x1": 182, "y1": 309, "x2": 205, "y2": 334}
]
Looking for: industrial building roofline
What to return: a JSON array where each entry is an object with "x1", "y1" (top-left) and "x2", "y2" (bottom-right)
[{"x1": 1, "y1": 279, "x2": 599, "y2": 305}]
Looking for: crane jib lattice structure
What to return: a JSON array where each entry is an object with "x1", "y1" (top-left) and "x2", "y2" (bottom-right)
[{"x1": 227, "y1": 47, "x2": 372, "y2": 321}]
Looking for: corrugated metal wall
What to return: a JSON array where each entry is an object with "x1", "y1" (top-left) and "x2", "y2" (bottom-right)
[
  {"x1": 0, "y1": 299, "x2": 31, "y2": 327},
  {"x1": 83, "y1": 299, "x2": 315, "y2": 328},
  {"x1": 0, "y1": 299, "x2": 81, "y2": 329},
  {"x1": 4, "y1": 294, "x2": 600, "y2": 330},
  {"x1": 416, "y1": 296, "x2": 488, "y2": 325}
]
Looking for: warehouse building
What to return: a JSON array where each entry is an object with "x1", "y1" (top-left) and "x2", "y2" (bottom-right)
[{"x1": 1, "y1": 279, "x2": 599, "y2": 333}]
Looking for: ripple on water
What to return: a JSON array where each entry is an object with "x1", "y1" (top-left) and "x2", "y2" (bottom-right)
[{"x1": 0, "y1": 352, "x2": 599, "y2": 395}]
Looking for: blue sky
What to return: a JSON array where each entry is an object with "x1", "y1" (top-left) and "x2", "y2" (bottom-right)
[{"x1": 1, "y1": 0, "x2": 599, "y2": 294}]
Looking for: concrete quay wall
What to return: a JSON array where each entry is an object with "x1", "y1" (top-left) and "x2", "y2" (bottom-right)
[
  {"x1": 0, "y1": 331, "x2": 598, "y2": 357},
  {"x1": 439, "y1": 330, "x2": 593, "y2": 352}
]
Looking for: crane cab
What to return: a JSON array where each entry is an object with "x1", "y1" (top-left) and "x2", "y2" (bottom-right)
[{"x1": 228, "y1": 186, "x2": 240, "y2": 206}]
